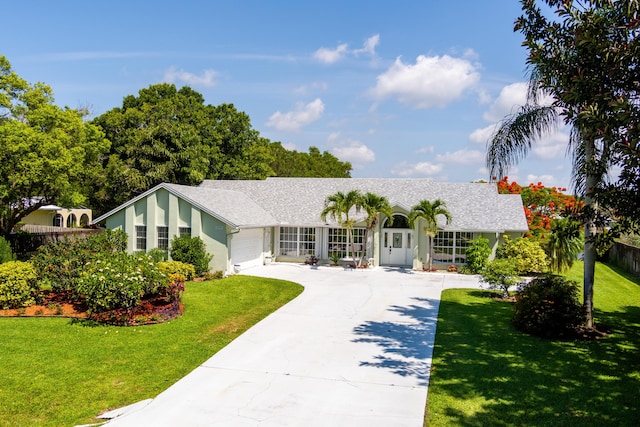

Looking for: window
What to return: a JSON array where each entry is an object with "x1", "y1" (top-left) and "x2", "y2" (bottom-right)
[
  {"x1": 328, "y1": 228, "x2": 364, "y2": 259},
  {"x1": 433, "y1": 231, "x2": 474, "y2": 264},
  {"x1": 279, "y1": 227, "x2": 316, "y2": 257},
  {"x1": 53, "y1": 214, "x2": 63, "y2": 227},
  {"x1": 157, "y1": 226, "x2": 169, "y2": 250},
  {"x1": 66, "y1": 213, "x2": 77, "y2": 228},
  {"x1": 179, "y1": 227, "x2": 191, "y2": 236},
  {"x1": 135, "y1": 225, "x2": 147, "y2": 251}
]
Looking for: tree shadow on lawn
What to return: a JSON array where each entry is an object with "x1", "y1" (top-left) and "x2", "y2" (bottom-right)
[
  {"x1": 352, "y1": 297, "x2": 439, "y2": 387},
  {"x1": 426, "y1": 290, "x2": 640, "y2": 426}
]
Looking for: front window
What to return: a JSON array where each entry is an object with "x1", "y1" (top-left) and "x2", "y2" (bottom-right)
[
  {"x1": 329, "y1": 228, "x2": 364, "y2": 259},
  {"x1": 433, "y1": 231, "x2": 474, "y2": 264},
  {"x1": 279, "y1": 227, "x2": 316, "y2": 257},
  {"x1": 179, "y1": 227, "x2": 191, "y2": 236},
  {"x1": 157, "y1": 226, "x2": 169, "y2": 250},
  {"x1": 135, "y1": 225, "x2": 147, "y2": 251}
]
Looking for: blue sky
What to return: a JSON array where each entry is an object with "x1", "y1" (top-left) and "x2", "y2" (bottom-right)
[{"x1": 3, "y1": 1, "x2": 573, "y2": 188}]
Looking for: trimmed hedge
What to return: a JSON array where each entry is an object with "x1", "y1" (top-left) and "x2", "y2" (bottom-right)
[{"x1": 0, "y1": 261, "x2": 38, "y2": 309}]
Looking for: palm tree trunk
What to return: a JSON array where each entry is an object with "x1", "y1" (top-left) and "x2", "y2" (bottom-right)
[
  {"x1": 428, "y1": 235, "x2": 433, "y2": 270},
  {"x1": 583, "y1": 138, "x2": 597, "y2": 329}
]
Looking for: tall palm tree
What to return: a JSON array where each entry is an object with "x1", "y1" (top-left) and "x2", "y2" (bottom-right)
[
  {"x1": 408, "y1": 199, "x2": 452, "y2": 271},
  {"x1": 320, "y1": 190, "x2": 362, "y2": 263},
  {"x1": 359, "y1": 192, "x2": 394, "y2": 266},
  {"x1": 546, "y1": 217, "x2": 583, "y2": 274}
]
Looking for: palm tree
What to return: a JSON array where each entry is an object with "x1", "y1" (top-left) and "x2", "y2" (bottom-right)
[
  {"x1": 408, "y1": 199, "x2": 452, "y2": 271},
  {"x1": 546, "y1": 217, "x2": 583, "y2": 274},
  {"x1": 320, "y1": 190, "x2": 362, "y2": 264},
  {"x1": 359, "y1": 192, "x2": 394, "y2": 266}
]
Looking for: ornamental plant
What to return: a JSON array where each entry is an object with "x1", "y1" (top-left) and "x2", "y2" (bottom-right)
[
  {"x1": 480, "y1": 258, "x2": 522, "y2": 298},
  {"x1": 31, "y1": 229, "x2": 127, "y2": 292},
  {"x1": 158, "y1": 260, "x2": 196, "y2": 281},
  {"x1": 0, "y1": 261, "x2": 38, "y2": 309},
  {"x1": 512, "y1": 275, "x2": 585, "y2": 338},
  {"x1": 496, "y1": 235, "x2": 549, "y2": 275},
  {"x1": 169, "y1": 235, "x2": 212, "y2": 276},
  {"x1": 0, "y1": 236, "x2": 15, "y2": 263},
  {"x1": 464, "y1": 236, "x2": 492, "y2": 274},
  {"x1": 76, "y1": 252, "x2": 168, "y2": 313}
]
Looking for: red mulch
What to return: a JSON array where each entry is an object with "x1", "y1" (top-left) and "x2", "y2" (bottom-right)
[{"x1": 0, "y1": 290, "x2": 183, "y2": 326}]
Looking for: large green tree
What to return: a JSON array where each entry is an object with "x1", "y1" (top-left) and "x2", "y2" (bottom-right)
[
  {"x1": 91, "y1": 84, "x2": 274, "y2": 214},
  {"x1": 408, "y1": 199, "x2": 452, "y2": 271},
  {"x1": 0, "y1": 56, "x2": 109, "y2": 236},
  {"x1": 487, "y1": 0, "x2": 640, "y2": 328},
  {"x1": 269, "y1": 143, "x2": 352, "y2": 178}
]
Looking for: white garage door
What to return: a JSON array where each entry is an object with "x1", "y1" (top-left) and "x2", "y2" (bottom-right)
[{"x1": 230, "y1": 228, "x2": 264, "y2": 270}]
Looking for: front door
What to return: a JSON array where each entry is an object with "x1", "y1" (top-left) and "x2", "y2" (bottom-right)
[{"x1": 380, "y1": 229, "x2": 412, "y2": 266}]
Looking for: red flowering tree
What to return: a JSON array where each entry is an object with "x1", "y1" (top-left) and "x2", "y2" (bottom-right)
[{"x1": 497, "y1": 177, "x2": 582, "y2": 241}]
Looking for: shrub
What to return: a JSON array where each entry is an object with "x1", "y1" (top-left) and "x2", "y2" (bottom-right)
[
  {"x1": 0, "y1": 236, "x2": 15, "y2": 263},
  {"x1": 31, "y1": 229, "x2": 127, "y2": 292},
  {"x1": 465, "y1": 236, "x2": 492, "y2": 274},
  {"x1": 169, "y1": 235, "x2": 212, "y2": 276},
  {"x1": 0, "y1": 261, "x2": 38, "y2": 309},
  {"x1": 480, "y1": 258, "x2": 522, "y2": 298},
  {"x1": 158, "y1": 260, "x2": 196, "y2": 281},
  {"x1": 76, "y1": 252, "x2": 168, "y2": 313},
  {"x1": 496, "y1": 235, "x2": 549, "y2": 274},
  {"x1": 147, "y1": 248, "x2": 168, "y2": 262},
  {"x1": 512, "y1": 275, "x2": 585, "y2": 338}
]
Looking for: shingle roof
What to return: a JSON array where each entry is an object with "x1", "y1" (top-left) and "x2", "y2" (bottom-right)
[{"x1": 198, "y1": 178, "x2": 529, "y2": 232}]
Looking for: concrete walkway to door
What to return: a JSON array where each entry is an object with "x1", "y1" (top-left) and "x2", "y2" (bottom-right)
[{"x1": 102, "y1": 263, "x2": 483, "y2": 427}]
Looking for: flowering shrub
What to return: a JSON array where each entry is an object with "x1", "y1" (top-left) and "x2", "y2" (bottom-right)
[
  {"x1": 76, "y1": 252, "x2": 168, "y2": 313},
  {"x1": 31, "y1": 229, "x2": 127, "y2": 292},
  {"x1": 157, "y1": 260, "x2": 196, "y2": 281},
  {"x1": 0, "y1": 261, "x2": 38, "y2": 309}
]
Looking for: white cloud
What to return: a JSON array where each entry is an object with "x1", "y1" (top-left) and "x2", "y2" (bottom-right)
[
  {"x1": 391, "y1": 161, "x2": 443, "y2": 177},
  {"x1": 435, "y1": 149, "x2": 484, "y2": 164},
  {"x1": 331, "y1": 140, "x2": 375, "y2": 168},
  {"x1": 354, "y1": 34, "x2": 380, "y2": 56},
  {"x1": 281, "y1": 142, "x2": 297, "y2": 151},
  {"x1": 163, "y1": 66, "x2": 218, "y2": 87},
  {"x1": 293, "y1": 81, "x2": 329, "y2": 95},
  {"x1": 483, "y1": 82, "x2": 528, "y2": 122},
  {"x1": 469, "y1": 124, "x2": 498, "y2": 145},
  {"x1": 526, "y1": 174, "x2": 558, "y2": 187},
  {"x1": 313, "y1": 43, "x2": 349, "y2": 64},
  {"x1": 532, "y1": 131, "x2": 569, "y2": 159},
  {"x1": 415, "y1": 146, "x2": 435, "y2": 154},
  {"x1": 371, "y1": 54, "x2": 480, "y2": 108},
  {"x1": 266, "y1": 98, "x2": 325, "y2": 131}
]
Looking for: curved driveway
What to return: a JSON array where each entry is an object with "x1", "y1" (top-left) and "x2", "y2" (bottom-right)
[{"x1": 102, "y1": 264, "x2": 482, "y2": 427}]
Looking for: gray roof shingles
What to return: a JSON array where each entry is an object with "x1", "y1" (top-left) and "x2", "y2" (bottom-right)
[{"x1": 196, "y1": 178, "x2": 529, "y2": 232}]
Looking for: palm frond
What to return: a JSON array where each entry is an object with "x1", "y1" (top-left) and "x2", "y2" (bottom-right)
[{"x1": 487, "y1": 104, "x2": 559, "y2": 179}]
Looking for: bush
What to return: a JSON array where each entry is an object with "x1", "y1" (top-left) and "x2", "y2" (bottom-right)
[
  {"x1": 496, "y1": 235, "x2": 549, "y2": 274},
  {"x1": 480, "y1": 258, "x2": 522, "y2": 298},
  {"x1": 465, "y1": 236, "x2": 492, "y2": 274},
  {"x1": 31, "y1": 229, "x2": 127, "y2": 292},
  {"x1": 169, "y1": 235, "x2": 212, "y2": 276},
  {"x1": 513, "y1": 275, "x2": 585, "y2": 338},
  {"x1": 147, "y1": 248, "x2": 168, "y2": 262},
  {"x1": 76, "y1": 252, "x2": 168, "y2": 313},
  {"x1": 0, "y1": 236, "x2": 15, "y2": 263},
  {"x1": 0, "y1": 261, "x2": 38, "y2": 309},
  {"x1": 158, "y1": 260, "x2": 196, "y2": 281}
]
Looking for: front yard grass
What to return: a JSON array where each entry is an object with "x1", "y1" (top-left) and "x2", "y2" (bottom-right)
[
  {"x1": 0, "y1": 275, "x2": 303, "y2": 427},
  {"x1": 426, "y1": 261, "x2": 640, "y2": 426}
]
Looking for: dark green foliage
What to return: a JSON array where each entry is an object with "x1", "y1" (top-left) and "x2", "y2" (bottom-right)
[
  {"x1": 147, "y1": 248, "x2": 168, "y2": 262},
  {"x1": 513, "y1": 275, "x2": 585, "y2": 338},
  {"x1": 170, "y1": 234, "x2": 213, "y2": 276},
  {"x1": 269, "y1": 143, "x2": 351, "y2": 177},
  {"x1": 77, "y1": 252, "x2": 168, "y2": 313},
  {"x1": 31, "y1": 229, "x2": 127, "y2": 292},
  {"x1": 0, "y1": 261, "x2": 38, "y2": 309},
  {"x1": 464, "y1": 236, "x2": 492, "y2": 274},
  {"x1": 0, "y1": 236, "x2": 14, "y2": 263}
]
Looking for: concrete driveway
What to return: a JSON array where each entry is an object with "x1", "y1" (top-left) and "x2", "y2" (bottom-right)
[{"x1": 102, "y1": 264, "x2": 482, "y2": 427}]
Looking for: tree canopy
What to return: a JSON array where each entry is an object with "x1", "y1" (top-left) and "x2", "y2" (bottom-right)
[
  {"x1": 269, "y1": 143, "x2": 351, "y2": 178},
  {"x1": 0, "y1": 56, "x2": 109, "y2": 236}
]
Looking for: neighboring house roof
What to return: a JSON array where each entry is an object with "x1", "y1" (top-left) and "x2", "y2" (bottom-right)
[
  {"x1": 92, "y1": 182, "x2": 277, "y2": 229},
  {"x1": 198, "y1": 178, "x2": 529, "y2": 232}
]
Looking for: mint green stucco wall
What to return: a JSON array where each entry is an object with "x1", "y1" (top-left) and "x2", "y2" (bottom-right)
[{"x1": 104, "y1": 188, "x2": 228, "y2": 272}]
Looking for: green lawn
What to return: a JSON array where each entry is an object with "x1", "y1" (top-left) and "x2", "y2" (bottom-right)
[
  {"x1": 0, "y1": 275, "x2": 303, "y2": 427},
  {"x1": 426, "y1": 261, "x2": 640, "y2": 426}
]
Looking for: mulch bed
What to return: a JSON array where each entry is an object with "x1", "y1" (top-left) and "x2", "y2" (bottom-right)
[{"x1": 0, "y1": 290, "x2": 183, "y2": 326}]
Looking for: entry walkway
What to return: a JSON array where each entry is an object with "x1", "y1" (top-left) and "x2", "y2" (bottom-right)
[{"x1": 102, "y1": 264, "x2": 482, "y2": 426}]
